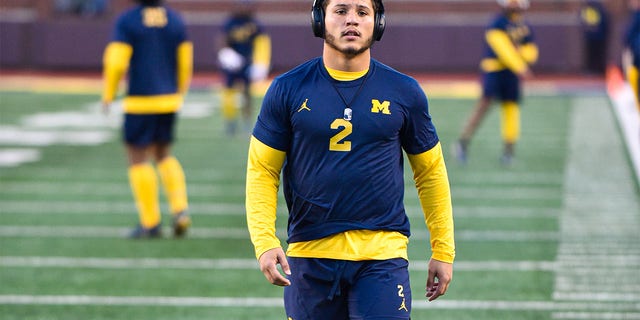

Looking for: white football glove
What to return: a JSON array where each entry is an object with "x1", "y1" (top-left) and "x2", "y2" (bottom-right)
[
  {"x1": 217, "y1": 47, "x2": 245, "y2": 72},
  {"x1": 249, "y1": 64, "x2": 269, "y2": 82}
]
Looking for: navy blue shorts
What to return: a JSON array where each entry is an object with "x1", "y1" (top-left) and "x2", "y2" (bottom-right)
[
  {"x1": 284, "y1": 258, "x2": 411, "y2": 320},
  {"x1": 224, "y1": 66, "x2": 250, "y2": 88},
  {"x1": 482, "y1": 69, "x2": 521, "y2": 102},
  {"x1": 123, "y1": 113, "x2": 176, "y2": 147}
]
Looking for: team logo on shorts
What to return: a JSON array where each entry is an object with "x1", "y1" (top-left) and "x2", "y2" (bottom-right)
[{"x1": 397, "y1": 284, "x2": 409, "y2": 312}]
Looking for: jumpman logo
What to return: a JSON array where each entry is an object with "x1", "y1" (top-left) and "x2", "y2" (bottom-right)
[
  {"x1": 398, "y1": 297, "x2": 408, "y2": 312},
  {"x1": 297, "y1": 99, "x2": 311, "y2": 112}
]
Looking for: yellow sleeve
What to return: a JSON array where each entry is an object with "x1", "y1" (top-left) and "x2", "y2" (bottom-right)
[
  {"x1": 246, "y1": 135, "x2": 286, "y2": 259},
  {"x1": 252, "y1": 34, "x2": 271, "y2": 68},
  {"x1": 407, "y1": 142, "x2": 455, "y2": 263},
  {"x1": 486, "y1": 29, "x2": 528, "y2": 74},
  {"x1": 177, "y1": 41, "x2": 193, "y2": 95},
  {"x1": 101, "y1": 42, "x2": 132, "y2": 103},
  {"x1": 628, "y1": 65, "x2": 640, "y2": 110},
  {"x1": 519, "y1": 43, "x2": 538, "y2": 65}
]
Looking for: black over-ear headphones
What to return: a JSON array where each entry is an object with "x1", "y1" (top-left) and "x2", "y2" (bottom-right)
[{"x1": 311, "y1": 0, "x2": 386, "y2": 41}]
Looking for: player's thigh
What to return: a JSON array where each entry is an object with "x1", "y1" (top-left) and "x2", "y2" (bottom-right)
[
  {"x1": 481, "y1": 72, "x2": 500, "y2": 99},
  {"x1": 153, "y1": 113, "x2": 176, "y2": 144},
  {"x1": 348, "y1": 258, "x2": 411, "y2": 320},
  {"x1": 499, "y1": 71, "x2": 521, "y2": 102},
  {"x1": 224, "y1": 69, "x2": 250, "y2": 88},
  {"x1": 284, "y1": 257, "x2": 349, "y2": 320}
]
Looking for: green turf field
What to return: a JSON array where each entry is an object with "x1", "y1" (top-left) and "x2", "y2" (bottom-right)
[{"x1": 1, "y1": 86, "x2": 639, "y2": 320}]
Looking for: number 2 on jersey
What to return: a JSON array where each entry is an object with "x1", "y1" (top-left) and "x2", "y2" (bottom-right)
[{"x1": 329, "y1": 119, "x2": 352, "y2": 152}]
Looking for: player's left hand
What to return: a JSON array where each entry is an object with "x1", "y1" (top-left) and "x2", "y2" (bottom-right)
[
  {"x1": 425, "y1": 258, "x2": 453, "y2": 301},
  {"x1": 258, "y1": 247, "x2": 291, "y2": 286}
]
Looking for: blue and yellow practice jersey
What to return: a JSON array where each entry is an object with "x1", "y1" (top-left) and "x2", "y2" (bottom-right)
[
  {"x1": 223, "y1": 14, "x2": 264, "y2": 61},
  {"x1": 253, "y1": 58, "x2": 438, "y2": 243},
  {"x1": 480, "y1": 12, "x2": 537, "y2": 74},
  {"x1": 579, "y1": 1, "x2": 608, "y2": 40},
  {"x1": 625, "y1": 10, "x2": 640, "y2": 68},
  {"x1": 102, "y1": 4, "x2": 192, "y2": 114}
]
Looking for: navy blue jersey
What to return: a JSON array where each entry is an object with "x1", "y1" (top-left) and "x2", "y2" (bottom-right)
[
  {"x1": 625, "y1": 10, "x2": 640, "y2": 67},
  {"x1": 580, "y1": 1, "x2": 609, "y2": 41},
  {"x1": 112, "y1": 5, "x2": 188, "y2": 96},
  {"x1": 483, "y1": 13, "x2": 535, "y2": 61},
  {"x1": 223, "y1": 14, "x2": 263, "y2": 62},
  {"x1": 253, "y1": 58, "x2": 439, "y2": 243}
]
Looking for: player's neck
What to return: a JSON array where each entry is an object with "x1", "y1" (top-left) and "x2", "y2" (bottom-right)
[{"x1": 322, "y1": 46, "x2": 371, "y2": 72}]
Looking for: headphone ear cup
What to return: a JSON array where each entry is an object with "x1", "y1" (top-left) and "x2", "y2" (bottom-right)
[
  {"x1": 374, "y1": 12, "x2": 385, "y2": 41},
  {"x1": 311, "y1": 0, "x2": 325, "y2": 38}
]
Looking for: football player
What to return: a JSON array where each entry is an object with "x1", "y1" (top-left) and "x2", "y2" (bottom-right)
[
  {"x1": 102, "y1": 0, "x2": 192, "y2": 238},
  {"x1": 217, "y1": 0, "x2": 271, "y2": 135},
  {"x1": 245, "y1": 0, "x2": 455, "y2": 318},
  {"x1": 454, "y1": 0, "x2": 538, "y2": 166},
  {"x1": 624, "y1": 0, "x2": 640, "y2": 111}
]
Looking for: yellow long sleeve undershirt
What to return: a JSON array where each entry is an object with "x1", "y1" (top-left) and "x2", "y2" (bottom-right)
[
  {"x1": 101, "y1": 41, "x2": 193, "y2": 114},
  {"x1": 407, "y1": 142, "x2": 455, "y2": 263},
  {"x1": 252, "y1": 34, "x2": 271, "y2": 68},
  {"x1": 481, "y1": 29, "x2": 539, "y2": 74},
  {"x1": 246, "y1": 136, "x2": 286, "y2": 259},
  {"x1": 246, "y1": 136, "x2": 455, "y2": 263},
  {"x1": 102, "y1": 42, "x2": 132, "y2": 103}
]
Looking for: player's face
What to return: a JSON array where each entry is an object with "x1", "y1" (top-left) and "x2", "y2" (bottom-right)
[{"x1": 323, "y1": 0, "x2": 375, "y2": 58}]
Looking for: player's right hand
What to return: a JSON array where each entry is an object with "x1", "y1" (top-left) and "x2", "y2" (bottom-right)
[
  {"x1": 258, "y1": 247, "x2": 291, "y2": 286},
  {"x1": 217, "y1": 47, "x2": 245, "y2": 72}
]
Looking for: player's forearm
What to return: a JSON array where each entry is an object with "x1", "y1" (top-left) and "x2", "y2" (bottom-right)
[
  {"x1": 407, "y1": 142, "x2": 455, "y2": 263},
  {"x1": 246, "y1": 136, "x2": 286, "y2": 259},
  {"x1": 177, "y1": 41, "x2": 193, "y2": 95},
  {"x1": 101, "y1": 42, "x2": 132, "y2": 102},
  {"x1": 486, "y1": 29, "x2": 528, "y2": 75},
  {"x1": 519, "y1": 43, "x2": 538, "y2": 65},
  {"x1": 252, "y1": 34, "x2": 271, "y2": 68}
]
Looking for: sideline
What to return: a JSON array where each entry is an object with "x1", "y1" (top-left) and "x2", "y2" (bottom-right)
[{"x1": 606, "y1": 66, "x2": 640, "y2": 187}]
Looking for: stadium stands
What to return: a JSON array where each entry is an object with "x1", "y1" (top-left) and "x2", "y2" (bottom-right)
[{"x1": 0, "y1": 0, "x2": 632, "y2": 73}]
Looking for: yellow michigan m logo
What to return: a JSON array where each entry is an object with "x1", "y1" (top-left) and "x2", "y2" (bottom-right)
[{"x1": 371, "y1": 99, "x2": 391, "y2": 114}]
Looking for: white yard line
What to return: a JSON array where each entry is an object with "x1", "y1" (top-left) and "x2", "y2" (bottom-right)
[
  {"x1": 0, "y1": 181, "x2": 560, "y2": 201},
  {"x1": 0, "y1": 148, "x2": 40, "y2": 167},
  {"x1": 608, "y1": 81, "x2": 640, "y2": 184},
  {"x1": 0, "y1": 295, "x2": 638, "y2": 311},
  {"x1": 553, "y1": 97, "x2": 640, "y2": 309},
  {"x1": 3, "y1": 256, "x2": 636, "y2": 272},
  {"x1": 1, "y1": 181, "x2": 242, "y2": 197},
  {"x1": 552, "y1": 311, "x2": 640, "y2": 319},
  {"x1": 0, "y1": 225, "x2": 558, "y2": 241},
  {"x1": 0, "y1": 200, "x2": 561, "y2": 219}
]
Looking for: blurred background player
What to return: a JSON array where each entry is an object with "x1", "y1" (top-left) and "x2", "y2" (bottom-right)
[
  {"x1": 217, "y1": 0, "x2": 271, "y2": 136},
  {"x1": 102, "y1": 0, "x2": 193, "y2": 238},
  {"x1": 579, "y1": 0, "x2": 609, "y2": 76},
  {"x1": 453, "y1": 0, "x2": 538, "y2": 166},
  {"x1": 624, "y1": 0, "x2": 640, "y2": 111}
]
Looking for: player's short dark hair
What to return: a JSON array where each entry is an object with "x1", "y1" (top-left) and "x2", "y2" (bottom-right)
[
  {"x1": 137, "y1": 0, "x2": 162, "y2": 6},
  {"x1": 318, "y1": 0, "x2": 382, "y2": 13}
]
